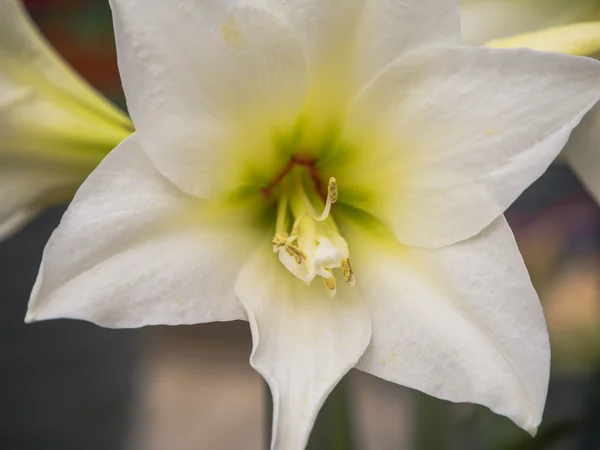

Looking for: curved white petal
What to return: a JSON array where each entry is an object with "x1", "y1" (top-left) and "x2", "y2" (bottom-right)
[
  {"x1": 347, "y1": 216, "x2": 549, "y2": 434},
  {"x1": 258, "y1": 0, "x2": 460, "y2": 108},
  {"x1": 109, "y1": 0, "x2": 309, "y2": 198},
  {"x1": 352, "y1": 0, "x2": 461, "y2": 88},
  {"x1": 0, "y1": 161, "x2": 83, "y2": 241},
  {"x1": 27, "y1": 134, "x2": 262, "y2": 327},
  {"x1": 342, "y1": 46, "x2": 600, "y2": 249},
  {"x1": 563, "y1": 103, "x2": 600, "y2": 205},
  {"x1": 235, "y1": 247, "x2": 371, "y2": 450},
  {"x1": 0, "y1": 0, "x2": 131, "y2": 158},
  {"x1": 460, "y1": 0, "x2": 599, "y2": 45}
]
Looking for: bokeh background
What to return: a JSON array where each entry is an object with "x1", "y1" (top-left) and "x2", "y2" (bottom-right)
[{"x1": 1, "y1": 1, "x2": 600, "y2": 449}]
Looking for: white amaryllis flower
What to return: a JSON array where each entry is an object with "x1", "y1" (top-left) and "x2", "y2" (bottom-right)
[
  {"x1": 0, "y1": 0, "x2": 132, "y2": 239},
  {"x1": 26, "y1": 0, "x2": 600, "y2": 448},
  {"x1": 461, "y1": 0, "x2": 600, "y2": 204}
]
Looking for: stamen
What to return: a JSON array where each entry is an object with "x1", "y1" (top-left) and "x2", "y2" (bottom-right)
[
  {"x1": 272, "y1": 233, "x2": 288, "y2": 252},
  {"x1": 313, "y1": 177, "x2": 338, "y2": 221},
  {"x1": 322, "y1": 269, "x2": 337, "y2": 297},
  {"x1": 285, "y1": 244, "x2": 306, "y2": 264},
  {"x1": 269, "y1": 165, "x2": 354, "y2": 295},
  {"x1": 341, "y1": 257, "x2": 355, "y2": 286}
]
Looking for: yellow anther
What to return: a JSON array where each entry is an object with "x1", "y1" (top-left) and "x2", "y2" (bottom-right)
[
  {"x1": 341, "y1": 257, "x2": 355, "y2": 286},
  {"x1": 285, "y1": 244, "x2": 306, "y2": 264},
  {"x1": 327, "y1": 177, "x2": 338, "y2": 204},
  {"x1": 272, "y1": 233, "x2": 288, "y2": 251},
  {"x1": 322, "y1": 269, "x2": 337, "y2": 296}
]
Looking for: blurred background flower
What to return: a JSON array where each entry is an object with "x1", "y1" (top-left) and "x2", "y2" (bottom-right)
[
  {"x1": 0, "y1": 0, "x2": 132, "y2": 239},
  {"x1": 1, "y1": 1, "x2": 599, "y2": 449},
  {"x1": 460, "y1": 0, "x2": 600, "y2": 207}
]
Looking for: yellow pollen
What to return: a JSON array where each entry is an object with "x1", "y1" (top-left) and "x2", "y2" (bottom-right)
[
  {"x1": 322, "y1": 269, "x2": 337, "y2": 296},
  {"x1": 285, "y1": 244, "x2": 306, "y2": 264},
  {"x1": 272, "y1": 233, "x2": 288, "y2": 250},
  {"x1": 327, "y1": 177, "x2": 338, "y2": 204},
  {"x1": 341, "y1": 257, "x2": 355, "y2": 286}
]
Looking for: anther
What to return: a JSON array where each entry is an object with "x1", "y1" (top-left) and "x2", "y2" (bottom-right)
[
  {"x1": 313, "y1": 176, "x2": 338, "y2": 221},
  {"x1": 327, "y1": 177, "x2": 338, "y2": 204},
  {"x1": 272, "y1": 233, "x2": 288, "y2": 251},
  {"x1": 322, "y1": 269, "x2": 337, "y2": 296},
  {"x1": 285, "y1": 244, "x2": 306, "y2": 264},
  {"x1": 341, "y1": 257, "x2": 355, "y2": 286}
]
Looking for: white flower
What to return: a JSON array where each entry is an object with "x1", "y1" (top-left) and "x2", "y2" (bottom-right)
[
  {"x1": 0, "y1": 0, "x2": 132, "y2": 239},
  {"x1": 26, "y1": 1, "x2": 600, "y2": 448},
  {"x1": 461, "y1": 0, "x2": 600, "y2": 204}
]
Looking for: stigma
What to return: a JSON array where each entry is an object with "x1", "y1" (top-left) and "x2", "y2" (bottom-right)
[{"x1": 271, "y1": 169, "x2": 355, "y2": 296}]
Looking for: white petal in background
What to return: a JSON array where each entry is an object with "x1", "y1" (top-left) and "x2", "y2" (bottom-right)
[
  {"x1": 0, "y1": 0, "x2": 130, "y2": 153},
  {"x1": 236, "y1": 248, "x2": 371, "y2": 450},
  {"x1": 0, "y1": 161, "x2": 82, "y2": 240},
  {"x1": 344, "y1": 46, "x2": 600, "y2": 249},
  {"x1": 110, "y1": 0, "x2": 309, "y2": 198},
  {"x1": 563, "y1": 103, "x2": 600, "y2": 205},
  {"x1": 348, "y1": 216, "x2": 549, "y2": 434},
  {"x1": 0, "y1": 0, "x2": 132, "y2": 239},
  {"x1": 27, "y1": 135, "x2": 263, "y2": 327},
  {"x1": 485, "y1": 21, "x2": 600, "y2": 56},
  {"x1": 460, "y1": 0, "x2": 598, "y2": 45}
]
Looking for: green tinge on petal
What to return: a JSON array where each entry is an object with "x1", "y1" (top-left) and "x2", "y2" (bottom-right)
[{"x1": 486, "y1": 21, "x2": 600, "y2": 56}]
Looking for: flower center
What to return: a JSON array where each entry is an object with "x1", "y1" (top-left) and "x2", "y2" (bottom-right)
[{"x1": 269, "y1": 158, "x2": 355, "y2": 296}]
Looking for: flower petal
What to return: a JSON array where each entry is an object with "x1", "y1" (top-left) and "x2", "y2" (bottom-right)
[
  {"x1": 563, "y1": 104, "x2": 600, "y2": 205},
  {"x1": 342, "y1": 46, "x2": 600, "y2": 248},
  {"x1": 27, "y1": 134, "x2": 262, "y2": 327},
  {"x1": 109, "y1": 0, "x2": 309, "y2": 198},
  {"x1": 0, "y1": 0, "x2": 131, "y2": 158},
  {"x1": 259, "y1": 0, "x2": 460, "y2": 106},
  {"x1": 345, "y1": 215, "x2": 549, "y2": 434},
  {"x1": 461, "y1": 0, "x2": 599, "y2": 45},
  {"x1": 235, "y1": 247, "x2": 371, "y2": 450},
  {"x1": 351, "y1": 0, "x2": 461, "y2": 87},
  {"x1": 0, "y1": 161, "x2": 82, "y2": 241}
]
